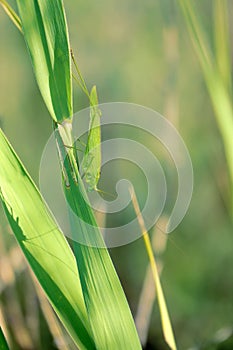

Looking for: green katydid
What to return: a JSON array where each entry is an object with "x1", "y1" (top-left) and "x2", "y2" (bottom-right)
[
  {"x1": 81, "y1": 85, "x2": 102, "y2": 192},
  {"x1": 71, "y1": 52, "x2": 102, "y2": 192}
]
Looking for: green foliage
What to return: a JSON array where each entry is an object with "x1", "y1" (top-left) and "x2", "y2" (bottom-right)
[
  {"x1": 16, "y1": 0, "x2": 73, "y2": 123},
  {"x1": 178, "y1": 0, "x2": 233, "y2": 212},
  {"x1": 0, "y1": 1, "x2": 143, "y2": 349},
  {"x1": 0, "y1": 129, "x2": 95, "y2": 350},
  {"x1": 2, "y1": 0, "x2": 231, "y2": 348},
  {"x1": 56, "y1": 126, "x2": 142, "y2": 349},
  {"x1": 0, "y1": 328, "x2": 9, "y2": 350}
]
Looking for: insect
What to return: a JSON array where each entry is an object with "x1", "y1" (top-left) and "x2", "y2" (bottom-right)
[
  {"x1": 81, "y1": 85, "x2": 101, "y2": 191},
  {"x1": 70, "y1": 51, "x2": 102, "y2": 192}
]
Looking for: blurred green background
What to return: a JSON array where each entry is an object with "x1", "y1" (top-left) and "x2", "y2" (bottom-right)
[{"x1": 0, "y1": 0, "x2": 232, "y2": 349}]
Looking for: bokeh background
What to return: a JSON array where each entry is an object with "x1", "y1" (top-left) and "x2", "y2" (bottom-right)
[{"x1": 0, "y1": 0, "x2": 233, "y2": 349}]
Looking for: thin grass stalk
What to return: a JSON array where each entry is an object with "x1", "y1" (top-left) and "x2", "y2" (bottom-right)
[
  {"x1": 0, "y1": 0, "x2": 22, "y2": 32},
  {"x1": 214, "y1": 0, "x2": 232, "y2": 93},
  {"x1": 135, "y1": 222, "x2": 168, "y2": 346},
  {"x1": 130, "y1": 187, "x2": 177, "y2": 350},
  {"x1": 178, "y1": 0, "x2": 233, "y2": 213}
]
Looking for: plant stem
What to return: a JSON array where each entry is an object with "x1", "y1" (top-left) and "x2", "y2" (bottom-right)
[
  {"x1": 178, "y1": 0, "x2": 233, "y2": 215},
  {"x1": 130, "y1": 187, "x2": 177, "y2": 350},
  {"x1": 0, "y1": 0, "x2": 22, "y2": 32}
]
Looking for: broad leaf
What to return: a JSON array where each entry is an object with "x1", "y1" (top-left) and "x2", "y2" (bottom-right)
[
  {"x1": 16, "y1": 0, "x2": 73, "y2": 123},
  {"x1": 57, "y1": 129, "x2": 142, "y2": 350},
  {"x1": 0, "y1": 129, "x2": 95, "y2": 350}
]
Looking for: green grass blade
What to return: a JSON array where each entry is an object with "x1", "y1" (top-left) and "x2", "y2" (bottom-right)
[
  {"x1": 0, "y1": 129, "x2": 95, "y2": 350},
  {"x1": 0, "y1": 328, "x2": 9, "y2": 350},
  {"x1": 0, "y1": 0, "x2": 22, "y2": 32},
  {"x1": 214, "y1": 0, "x2": 232, "y2": 93},
  {"x1": 56, "y1": 128, "x2": 142, "y2": 350},
  {"x1": 15, "y1": 0, "x2": 73, "y2": 123},
  {"x1": 81, "y1": 86, "x2": 102, "y2": 191},
  {"x1": 178, "y1": 0, "x2": 233, "y2": 212},
  {"x1": 131, "y1": 188, "x2": 177, "y2": 350},
  {"x1": 178, "y1": 0, "x2": 214, "y2": 73},
  {"x1": 66, "y1": 182, "x2": 142, "y2": 350}
]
